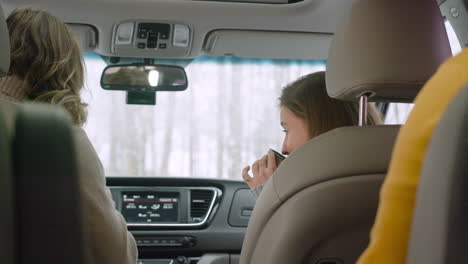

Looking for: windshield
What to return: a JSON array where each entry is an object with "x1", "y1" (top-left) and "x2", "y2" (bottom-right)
[{"x1": 82, "y1": 53, "x2": 326, "y2": 178}]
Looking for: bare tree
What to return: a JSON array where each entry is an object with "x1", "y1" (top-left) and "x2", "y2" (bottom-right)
[
  {"x1": 189, "y1": 78, "x2": 197, "y2": 177},
  {"x1": 159, "y1": 93, "x2": 177, "y2": 176},
  {"x1": 227, "y1": 60, "x2": 242, "y2": 179},
  {"x1": 108, "y1": 94, "x2": 123, "y2": 175},
  {"x1": 216, "y1": 58, "x2": 230, "y2": 178}
]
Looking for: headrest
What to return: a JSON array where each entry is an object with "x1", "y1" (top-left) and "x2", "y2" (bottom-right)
[
  {"x1": 326, "y1": 0, "x2": 452, "y2": 102},
  {"x1": 0, "y1": 4, "x2": 10, "y2": 77}
]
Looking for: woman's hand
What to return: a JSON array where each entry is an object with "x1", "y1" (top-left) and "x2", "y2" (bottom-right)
[{"x1": 242, "y1": 150, "x2": 278, "y2": 189}]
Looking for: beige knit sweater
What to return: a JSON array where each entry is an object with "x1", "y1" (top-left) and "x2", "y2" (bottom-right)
[
  {"x1": 0, "y1": 75, "x2": 28, "y2": 102},
  {"x1": 0, "y1": 76, "x2": 138, "y2": 264}
]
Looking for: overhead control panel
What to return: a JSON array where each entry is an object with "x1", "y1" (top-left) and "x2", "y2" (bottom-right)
[{"x1": 112, "y1": 21, "x2": 191, "y2": 58}]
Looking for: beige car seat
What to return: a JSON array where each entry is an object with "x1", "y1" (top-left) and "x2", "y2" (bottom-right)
[{"x1": 239, "y1": 0, "x2": 451, "y2": 263}]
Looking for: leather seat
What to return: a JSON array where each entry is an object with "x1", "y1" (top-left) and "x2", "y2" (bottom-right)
[
  {"x1": 0, "y1": 4, "x2": 86, "y2": 264},
  {"x1": 239, "y1": 0, "x2": 451, "y2": 263},
  {"x1": 406, "y1": 83, "x2": 468, "y2": 264},
  {"x1": 241, "y1": 126, "x2": 399, "y2": 264},
  {"x1": 13, "y1": 104, "x2": 85, "y2": 264},
  {"x1": 0, "y1": 102, "x2": 14, "y2": 264},
  {"x1": 0, "y1": 5, "x2": 15, "y2": 264}
]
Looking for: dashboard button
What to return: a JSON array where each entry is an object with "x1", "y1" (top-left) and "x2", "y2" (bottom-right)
[
  {"x1": 147, "y1": 42, "x2": 157, "y2": 49},
  {"x1": 138, "y1": 31, "x2": 148, "y2": 39},
  {"x1": 175, "y1": 256, "x2": 188, "y2": 264}
]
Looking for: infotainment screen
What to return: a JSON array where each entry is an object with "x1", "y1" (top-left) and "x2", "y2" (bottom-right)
[{"x1": 121, "y1": 192, "x2": 179, "y2": 223}]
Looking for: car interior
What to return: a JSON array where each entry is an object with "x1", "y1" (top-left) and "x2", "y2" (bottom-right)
[
  {"x1": 0, "y1": 0, "x2": 467, "y2": 264},
  {"x1": 240, "y1": 1, "x2": 453, "y2": 263}
]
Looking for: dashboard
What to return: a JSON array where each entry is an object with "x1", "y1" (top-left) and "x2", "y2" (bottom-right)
[{"x1": 107, "y1": 177, "x2": 255, "y2": 264}]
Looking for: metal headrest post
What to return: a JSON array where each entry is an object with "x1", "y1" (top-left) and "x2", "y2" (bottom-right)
[{"x1": 359, "y1": 95, "x2": 369, "y2": 126}]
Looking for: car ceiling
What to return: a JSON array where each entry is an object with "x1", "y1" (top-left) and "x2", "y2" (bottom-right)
[{"x1": 1, "y1": 0, "x2": 357, "y2": 60}]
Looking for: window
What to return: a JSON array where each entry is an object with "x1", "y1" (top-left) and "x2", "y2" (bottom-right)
[
  {"x1": 384, "y1": 103, "x2": 414, "y2": 125},
  {"x1": 82, "y1": 53, "x2": 325, "y2": 178},
  {"x1": 445, "y1": 20, "x2": 462, "y2": 56}
]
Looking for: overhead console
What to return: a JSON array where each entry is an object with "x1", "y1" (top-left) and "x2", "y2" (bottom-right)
[{"x1": 112, "y1": 21, "x2": 191, "y2": 58}]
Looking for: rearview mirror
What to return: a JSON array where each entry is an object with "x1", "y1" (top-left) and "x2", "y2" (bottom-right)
[{"x1": 100, "y1": 64, "x2": 188, "y2": 92}]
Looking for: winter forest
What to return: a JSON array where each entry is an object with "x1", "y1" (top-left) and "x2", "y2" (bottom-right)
[{"x1": 83, "y1": 54, "x2": 327, "y2": 179}]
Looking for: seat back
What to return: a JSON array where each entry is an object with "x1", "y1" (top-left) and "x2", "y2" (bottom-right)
[
  {"x1": 0, "y1": 105, "x2": 15, "y2": 264},
  {"x1": 407, "y1": 83, "x2": 468, "y2": 264},
  {"x1": 0, "y1": 4, "x2": 14, "y2": 264},
  {"x1": 0, "y1": 102, "x2": 84, "y2": 264},
  {"x1": 13, "y1": 104, "x2": 84, "y2": 264},
  {"x1": 240, "y1": 126, "x2": 400, "y2": 264}
]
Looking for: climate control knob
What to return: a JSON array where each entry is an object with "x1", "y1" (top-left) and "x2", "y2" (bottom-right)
[{"x1": 175, "y1": 256, "x2": 188, "y2": 264}]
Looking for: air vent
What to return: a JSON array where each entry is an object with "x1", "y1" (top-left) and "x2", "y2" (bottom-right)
[{"x1": 190, "y1": 190, "x2": 215, "y2": 222}]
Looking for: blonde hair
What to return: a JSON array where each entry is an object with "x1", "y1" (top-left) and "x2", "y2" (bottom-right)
[
  {"x1": 279, "y1": 71, "x2": 382, "y2": 138},
  {"x1": 7, "y1": 7, "x2": 87, "y2": 126}
]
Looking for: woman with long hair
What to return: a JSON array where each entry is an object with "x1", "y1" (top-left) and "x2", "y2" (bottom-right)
[{"x1": 242, "y1": 71, "x2": 382, "y2": 197}]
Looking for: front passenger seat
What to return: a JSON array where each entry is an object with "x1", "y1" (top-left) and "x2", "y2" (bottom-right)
[{"x1": 239, "y1": 0, "x2": 451, "y2": 263}]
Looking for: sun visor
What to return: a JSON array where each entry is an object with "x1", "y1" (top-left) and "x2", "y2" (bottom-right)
[
  {"x1": 326, "y1": 0, "x2": 452, "y2": 102},
  {"x1": 203, "y1": 30, "x2": 332, "y2": 60},
  {"x1": 67, "y1": 24, "x2": 98, "y2": 52}
]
